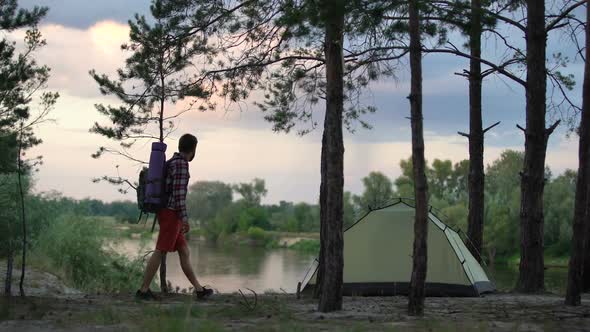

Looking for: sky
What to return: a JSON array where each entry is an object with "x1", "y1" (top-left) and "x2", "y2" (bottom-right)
[{"x1": 12, "y1": 1, "x2": 584, "y2": 204}]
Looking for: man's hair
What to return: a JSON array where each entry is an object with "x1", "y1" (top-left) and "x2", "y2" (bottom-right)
[{"x1": 178, "y1": 134, "x2": 198, "y2": 153}]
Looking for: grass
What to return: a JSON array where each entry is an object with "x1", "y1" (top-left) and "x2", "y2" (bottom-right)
[
  {"x1": 288, "y1": 239, "x2": 320, "y2": 255},
  {"x1": 3, "y1": 292, "x2": 588, "y2": 332},
  {"x1": 140, "y1": 303, "x2": 225, "y2": 332},
  {"x1": 266, "y1": 231, "x2": 320, "y2": 239},
  {"x1": 27, "y1": 215, "x2": 151, "y2": 293},
  {"x1": 494, "y1": 254, "x2": 569, "y2": 268}
]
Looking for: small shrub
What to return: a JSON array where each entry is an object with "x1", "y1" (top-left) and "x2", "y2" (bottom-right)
[
  {"x1": 289, "y1": 239, "x2": 320, "y2": 255},
  {"x1": 247, "y1": 226, "x2": 269, "y2": 242}
]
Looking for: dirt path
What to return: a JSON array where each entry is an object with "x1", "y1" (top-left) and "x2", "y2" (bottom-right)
[{"x1": 1, "y1": 292, "x2": 589, "y2": 331}]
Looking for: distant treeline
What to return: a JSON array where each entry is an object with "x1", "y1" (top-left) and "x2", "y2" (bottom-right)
[
  {"x1": 35, "y1": 194, "x2": 139, "y2": 223},
  {"x1": 185, "y1": 149, "x2": 575, "y2": 263}
]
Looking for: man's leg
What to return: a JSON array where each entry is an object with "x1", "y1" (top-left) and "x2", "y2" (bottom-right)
[
  {"x1": 177, "y1": 244, "x2": 204, "y2": 291},
  {"x1": 140, "y1": 249, "x2": 163, "y2": 292}
]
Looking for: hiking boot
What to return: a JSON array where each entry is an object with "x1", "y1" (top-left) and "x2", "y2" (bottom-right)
[
  {"x1": 195, "y1": 287, "x2": 214, "y2": 299},
  {"x1": 135, "y1": 289, "x2": 160, "y2": 301}
]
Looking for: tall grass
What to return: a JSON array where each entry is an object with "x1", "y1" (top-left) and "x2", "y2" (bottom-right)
[{"x1": 30, "y1": 215, "x2": 147, "y2": 293}]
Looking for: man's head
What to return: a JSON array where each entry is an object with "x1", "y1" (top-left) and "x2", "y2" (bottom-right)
[{"x1": 178, "y1": 134, "x2": 198, "y2": 161}]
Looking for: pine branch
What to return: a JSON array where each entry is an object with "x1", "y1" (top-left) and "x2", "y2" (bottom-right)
[
  {"x1": 424, "y1": 44, "x2": 526, "y2": 87},
  {"x1": 546, "y1": 0, "x2": 587, "y2": 33}
]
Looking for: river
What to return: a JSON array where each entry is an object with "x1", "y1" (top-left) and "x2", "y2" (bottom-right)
[{"x1": 111, "y1": 236, "x2": 568, "y2": 295}]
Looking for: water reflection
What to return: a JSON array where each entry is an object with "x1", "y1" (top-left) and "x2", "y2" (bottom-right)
[
  {"x1": 111, "y1": 237, "x2": 316, "y2": 294},
  {"x1": 111, "y1": 237, "x2": 568, "y2": 295}
]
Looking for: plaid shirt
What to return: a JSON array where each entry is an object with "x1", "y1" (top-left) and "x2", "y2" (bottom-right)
[{"x1": 166, "y1": 153, "x2": 190, "y2": 224}]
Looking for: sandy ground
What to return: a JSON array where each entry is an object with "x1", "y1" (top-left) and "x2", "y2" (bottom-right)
[
  {"x1": 0, "y1": 291, "x2": 589, "y2": 331},
  {"x1": 1, "y1": 263, "x2": 589, "y2": 331}
]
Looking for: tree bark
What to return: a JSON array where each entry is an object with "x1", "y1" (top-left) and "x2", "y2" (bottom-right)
[
  {"x1": 565, "y1": 1, "x2": 589, "y2": 305},
  {"x1": 318, "y1": 0, "x2": 345, "y2": 313},
  {"x1": 314, "y1": 131, "x2": 327, "y2": 299},
  {"x1": 158, "y1": 48, "x2": 168, "y2": 294},
  {"x1": 408, "y1": 0, "x2": 429, "y2": 317},
  {"x1": 466, "y1": 0, "x2": 485, "y2": 263},
  {"x1": 17, "y1": 125, "x2": 26, "y2": 297},
  {"x1": 516, "y1": 0, "x2": 551, "y2": 293},
  {"x1": 160, "y1": 254, "x2": 168, "y2": 293},
  {"x1": 585, "y1": 209, "x2": 590, "y2": 292}
]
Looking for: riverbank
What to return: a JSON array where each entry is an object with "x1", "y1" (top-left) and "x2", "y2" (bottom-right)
[
  {"x1": 1, "y1": 292, "x2": 589, "y2": 331},
  {"x1": 109, "y1": 221, "x2": 321, "y2": 254},
  {"x1": 106, "y1": 219, "x2": 573, "y2": 268}
]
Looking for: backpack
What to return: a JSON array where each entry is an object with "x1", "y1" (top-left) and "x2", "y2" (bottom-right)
[
  {"x1": 136, "y1": 142, "x2": 184, "y2": 226},
  {"x1": 136, "y1": 142, "x2": 170, "y2": 226}
]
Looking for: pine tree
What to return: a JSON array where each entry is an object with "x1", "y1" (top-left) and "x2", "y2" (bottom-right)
[
  {"x1": 90, "y1": 0, "x2": 209, "y2": 292},
  {"x1": 565, "y1": 0, "x2": 589, "y2": 306},
  {"x1": 407, "y1": 0, "x2": 429, "y2": 316},
  {"x1": 0, "y1": 1, "x2": 58, "y2": 297}
]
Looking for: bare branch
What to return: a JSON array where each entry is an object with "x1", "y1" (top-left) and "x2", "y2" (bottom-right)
[
  {"x1": 483, "y1": 121, "x2": 501, "y2": 134},
  {"x1": 546, "y1": 120, "x2": 561, "y2": 136}
]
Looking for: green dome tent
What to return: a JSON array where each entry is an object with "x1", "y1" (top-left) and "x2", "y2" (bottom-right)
[{"x1": 299, "y1": 199, "x2": 496, "y2": 297}]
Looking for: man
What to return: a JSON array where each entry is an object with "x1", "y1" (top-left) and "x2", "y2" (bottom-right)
[{"x1": 136, "y1": 134, "x2": 213, "y2": 300}]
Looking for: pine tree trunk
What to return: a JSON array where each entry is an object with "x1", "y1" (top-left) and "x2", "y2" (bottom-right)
[
  {"x1": 566, "y1": 2, "x2": 589, "y2": 304},
  {"x1": 584, "y1": 215, "x2": 590, "y2": 292},
  {"x1": 158, "y1": 55, "x2": 168, "y2": 294},
  {"x1": 160, "y1": 254, "x2": 168, "y2": 293},
  {"x1": 466, "y1": 0, "x2": 485, "y2": 263},
  {"x1": 17, "y1": 126, "x2": 26, "y2": 297},
  {"x1": 314, "y1": 131, "x2": 327, "y2": 299},
  {"x1": 516, "y1": 0, "x2": 550, "y2": 293},
  {"x1": 408, "y1": 0, "x2": 429, "y2": 316},
  {"x1": 318, "y1": 0, "x2": 345, "y2": 313}
]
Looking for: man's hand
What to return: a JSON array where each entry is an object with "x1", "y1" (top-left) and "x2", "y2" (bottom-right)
[{"x1": 181, "y1": 222, "x2": 190, "y2": 234}]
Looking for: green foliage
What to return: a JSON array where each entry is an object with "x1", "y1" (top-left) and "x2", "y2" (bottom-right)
[
  {"x1": 90, "y1": 0, "x2": 209, "y2": 147},
  {"x1": 352, "y1": 172, "x2": 394, "y2": 211},
  {"x1": 238, "y1": 207, "x2": 271, "y2": 232},
  {"x1": 0, "y1": 1, "x2": 58, "y2": 189},
  {"x1": 343, "y1": 192, "x2": 357, "y2": 229},
  {"x1": 394, "y1": 157, "x2": 469, "y2": 205},
  {"x1": 192, "y1": 178, "x2": 323, "y2": 240},
  {"x1": 544, "y1": 170, "x2": 576, "y2": 256},
  {"x1": 289, "y1": 239, "x2": 321, "y2": 255},
  {"x1": 31, "y1": 215, "x2": 145, "y2": 292},
  {"x1": 246, "y1": 226, "x2": 270, "y2": 242},
  {"x1": 293, "y1": 202, "x2": 320, "y2": 231},
  {"x1": 233, "y1": 178, "x2": 268, "y2": 207},
  {"x1": 389, "y1": 149, "x2": 574, "y2": 262},
  {"x1": 0, "y1": 133, "x2": 17, "y2": 173},
  {"x1": 0, "y1": 173, "x2": 21, "y2": 256},
  {"x1": 89, "y1": 0, "x2": 212, "y2": 194},
  {"x1": 186, "y1": 181, "x2": 233, "y2": 225},
  {"x1": 483, "y1": 150, "x2": 523, "y2": 259}
]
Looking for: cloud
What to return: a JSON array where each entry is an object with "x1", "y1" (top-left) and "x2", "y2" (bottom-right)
[
  {"x1": 18, "y1": 0, "x2": 150, "y2": 29},
  {"x1": 30, "y1": 102, "x2": 578, "y2": 205},
  {"x1": 11, "y1": 10, "x2": 579, "y2": 205},
  {"x1": 29, "y1": 21, "x2": 131, "y2": 98}
]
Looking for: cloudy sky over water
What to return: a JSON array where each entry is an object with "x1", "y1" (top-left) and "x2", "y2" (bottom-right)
[{"x1": 15, "y1": 1, "x2": 584, "y2": 204}]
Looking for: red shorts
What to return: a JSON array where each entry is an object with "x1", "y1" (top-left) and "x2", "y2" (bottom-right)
[{"x1": 156, "y1": 208, "x2": 187, "y2": 252}]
